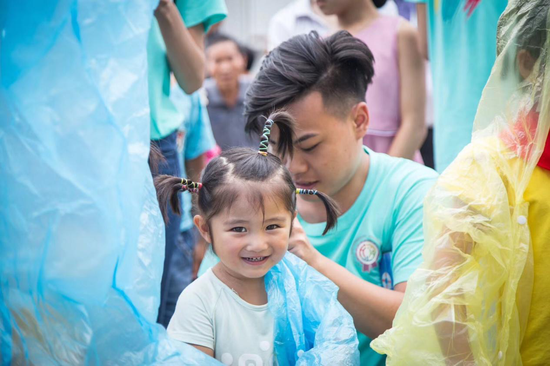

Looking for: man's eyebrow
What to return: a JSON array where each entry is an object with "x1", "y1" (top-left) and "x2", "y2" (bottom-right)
[{"x1": 270, "y1": 133, "x2": 318, "y2": 146}]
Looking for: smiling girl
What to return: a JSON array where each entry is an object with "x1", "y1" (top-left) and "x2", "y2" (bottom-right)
[{"x1": 154, "y1": 111, "x2": 340, "y2": 364}]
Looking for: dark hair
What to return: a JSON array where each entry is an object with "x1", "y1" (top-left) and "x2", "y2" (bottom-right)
[
  {"x1": 148, "y1": 142, "x2": 164, "y2": 175},
  {"x1": 240, "y1": 44, "x2": 256, "y2": 72},
  {"x1": 499, "y1": 1, "x2": 550, "y2": 78},
  {"x1": 206, "y1": 32, "x2": 241, "y2": 52},
  {"x1": 373, "y1": 0, "x2": 387, "y2": 8},
  {"x1": 154, "y1": 111, "x2": 339, "y2": 235},
  {"x1": 244, "y1": 31, "x2": 375, "y2": 136},
  {"x1": 516, "y1": 2, "x2": 549, "y2": 60}
]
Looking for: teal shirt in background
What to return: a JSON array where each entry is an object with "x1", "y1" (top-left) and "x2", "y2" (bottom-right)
[
  {"x1": 170, "y1": 86, "x2": 216, "y2": 232},
  {"x1": 198, "y1": 148, "x2": 438, "y2": 366},
  {"x1": 148, "y1": 0, "x2": 227, "y2": 141},
  {"x1": 406, "y1": 0, "x2": 507, "y2": 172}
]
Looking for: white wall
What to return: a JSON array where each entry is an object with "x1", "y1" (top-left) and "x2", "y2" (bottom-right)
[{"x1": 220, "y1": 0, "x2": 294, "y2": 53}]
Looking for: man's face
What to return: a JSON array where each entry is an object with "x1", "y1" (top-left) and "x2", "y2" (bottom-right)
[
  {"x1": 272, "y1": 91, "x2": 365, "y2": 201},
  {"x1": 206, "y1": 40, "x2": 246, "y2": 90}
]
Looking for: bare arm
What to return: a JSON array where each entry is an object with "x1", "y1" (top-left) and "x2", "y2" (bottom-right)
[
  {"x1": 315, "y1": 255, "x2": 407, "y2": 339},
  {"x1": 155, "y1": 0, "x2": 205, "y2": 94},
  {"x1": 186, "y1": 153, "x2": 208, "y2": 278},
  {"x1": 417, "y1": 4, "x2": 429, "y2": 60},
  {"x1": 191, "y1": 344, "x2": 214, "y2": 357},
  {"x1": 388, "y1": 22, "x2": 427, "y2": 160},
  {"x1": 289, "y1": 218, "x2": 407, "y2": 339},
  {"x1": 186, "y1": 153, "x2": 206, "y2": 183}
]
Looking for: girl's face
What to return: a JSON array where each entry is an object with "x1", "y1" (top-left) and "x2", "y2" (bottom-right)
[{"x1": 195, "y1": 187, "x2": 294, "y2": 281}]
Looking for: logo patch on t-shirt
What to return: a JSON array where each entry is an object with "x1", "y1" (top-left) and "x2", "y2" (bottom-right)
[{"x1": 354, "y1": 240, "x2": 380, "y2": 273}]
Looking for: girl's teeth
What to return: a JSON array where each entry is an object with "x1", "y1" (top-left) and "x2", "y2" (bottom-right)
[{"x1": 245, "y1": 257, "x2": 265, "y2": 262}]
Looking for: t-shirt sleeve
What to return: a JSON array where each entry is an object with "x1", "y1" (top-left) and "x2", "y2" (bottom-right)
[
  {"x1": 184, "y1": 92, "x2": 216, "y2": 161},
  {"x1": 177, "y1": 0, "x2": 228, "y2": 34},
  {"x1": 391, "y1": 176, "x2": 436, "y2": 285},
  {"x1": 167, "y1": 284, "x2": 215, "y2": 349}
]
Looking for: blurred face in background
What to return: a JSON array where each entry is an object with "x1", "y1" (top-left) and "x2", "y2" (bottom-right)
[
  {"x1": 316, "y1": 0, "x2": 355, "y2": 15},
  {"x1": 206, "y1": 40, "x2": 246, "y2": 91}
]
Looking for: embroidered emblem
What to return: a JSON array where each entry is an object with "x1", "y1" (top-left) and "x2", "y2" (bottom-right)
[{"x1": 355, "y1": 240, "x2": 380, "y2": 273}]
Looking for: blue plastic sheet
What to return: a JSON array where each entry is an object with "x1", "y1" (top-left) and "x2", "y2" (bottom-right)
[
  {"x1": 266, "y1": 253, "x2": 360, "y2": 365},
  {"x1": 0, "y1": 1, "x2": 220, "y2": 364}
]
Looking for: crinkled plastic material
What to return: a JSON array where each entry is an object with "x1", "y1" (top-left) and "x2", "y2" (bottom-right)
[
  {"x1": 266, "y1": 253, "x2": 359, "y2": 365},
  {"x1": 372, "y1": 0, "x2": 550, "y2": 364},
  {"x1": 0, "y1": 1, "x2": 220, "y2": 364}
]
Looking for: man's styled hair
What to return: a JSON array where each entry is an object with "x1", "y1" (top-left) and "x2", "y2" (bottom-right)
[{"x1": 244, "y1": 31, "x2": 375, "y2": 135}]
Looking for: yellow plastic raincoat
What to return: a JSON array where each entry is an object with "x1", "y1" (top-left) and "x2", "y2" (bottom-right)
[{"x1": 371, "y1": 0, "x2": 550, "y2": 365}]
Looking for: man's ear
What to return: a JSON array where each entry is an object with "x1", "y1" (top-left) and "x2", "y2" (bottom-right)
[
  {"x1": 352, "y1": 102, "x2": 369, "y2": 140},
  {"x1": 194, "y1": 215, "x2": 212, "y2": 243},
  {"x1": 518, "y1": 49, "x2": 536, "y2": 80}
]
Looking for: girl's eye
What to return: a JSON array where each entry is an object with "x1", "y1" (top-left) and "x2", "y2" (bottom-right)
[
  {"x1": 231, "y1": 227, "x2": 247, "y2": 233},
  {"x1": 266, "y1": 224, "x2": 280, "y2": 230},
  {"x1": 302, "y1": 143, "x2": 319, "y2": 152}
]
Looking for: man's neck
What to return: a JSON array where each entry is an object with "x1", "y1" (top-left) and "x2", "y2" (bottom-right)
[
  {"x1": 298, "y1": 148, "x2": 370, "y2": 223},
  {"x1": 218, "y1": 81, "x2": 240, "y2": 108},
  {"x1": 337, "y1": 0, "x2": 378, "y2": 34}
]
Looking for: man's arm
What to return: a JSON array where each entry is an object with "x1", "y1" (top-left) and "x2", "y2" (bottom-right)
[
  {"x1": 155, "y1": 0, "x2": 205, "y2": 94},
  {"x1": 288, "y1": 219, "x2": 406, "y2": 339}
]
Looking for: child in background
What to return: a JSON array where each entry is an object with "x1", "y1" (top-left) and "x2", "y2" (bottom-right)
[
  {"x1": 318, "y1": 0, "x2": 426, "y2": 162},
  {"x1": 372, "y1": 1, "x2": 550, "y2": 364},
  {"x1": 155, "y1": 112, "x2": 352, "y2": 364}
]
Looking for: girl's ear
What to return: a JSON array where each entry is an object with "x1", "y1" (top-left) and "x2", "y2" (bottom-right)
[{"x1": 194, "y1": 215, "x2": 212, "y2": 243}]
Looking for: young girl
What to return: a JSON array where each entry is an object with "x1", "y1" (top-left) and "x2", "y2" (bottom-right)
[
  {"x1": 318, "y1": 0, "x2": 426, "y2": 163},
  {"x1": 154, "y1": 112, "x2": 353, "y2": 365}
]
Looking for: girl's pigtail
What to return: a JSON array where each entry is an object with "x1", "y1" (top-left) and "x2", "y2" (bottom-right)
[
  {"x1": 148, "y1": 142, "x2": 165, "y2": 175},
  {"x1": 259, "y1": 111, "x2": 295, "y2": 159},
  {"x1": 296, "y1": 189, "x2": 340, "y2": 235},
  {"x1": 153, "y1": 175, "x2": 202, "y2": 223}
]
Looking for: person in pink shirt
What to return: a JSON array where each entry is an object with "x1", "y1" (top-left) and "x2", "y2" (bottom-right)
[{"x1": 318, "y1": 0, "x2": 426, "y2": 163}]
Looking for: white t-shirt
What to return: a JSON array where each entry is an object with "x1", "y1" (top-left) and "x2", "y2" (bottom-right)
[{"x1": 167, "y1": 269, "x2": 275, "y2": 366}]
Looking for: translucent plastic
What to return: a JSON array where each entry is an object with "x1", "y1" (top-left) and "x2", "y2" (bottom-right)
[
  {"x1": 372, "y1": 1, "x2": 550, "y2": 364},
  {"x1": 0, "y1": 1, "x2": 220, "y2": 364},
  {"x1": 266, "y1": 253, "x2": 360, "y2": 365}
]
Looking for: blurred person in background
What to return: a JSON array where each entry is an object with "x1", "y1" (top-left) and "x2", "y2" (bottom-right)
[
  {"x1": 157, "y1": 79, "x2": 217, "y2": 326},
  {"x1": 204, "y1": 33, "x2": 259, "y2": 151},
  {"x1": 319, "y1": 0, "x2": 427, "y2": 163},
  {"x1": 148, "y1": 0, "x2": 227, "y2": 327},
  {"x1": 406, "y1": 0, "x2": 507, "y2": 172},
  {"x1": 267, "y1": 0, "x2": 338, "y2": 51}
]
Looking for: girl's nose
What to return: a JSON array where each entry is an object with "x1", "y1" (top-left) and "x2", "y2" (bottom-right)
[{"x1": 246, "y1": 237, "x2": 269, "y2": 253}]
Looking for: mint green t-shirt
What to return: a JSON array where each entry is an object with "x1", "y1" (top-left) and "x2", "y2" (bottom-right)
[
  {"x1": 148, "y1": 0, "x2": 227, "y2": 141},
  {"x1": 198, "y1": 148, "x2": 438, "y2": 365}
]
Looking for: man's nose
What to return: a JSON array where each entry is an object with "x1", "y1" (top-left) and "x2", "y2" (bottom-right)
[{"x1": 286, "y1": 153, "x2": 308, "y2": 176}]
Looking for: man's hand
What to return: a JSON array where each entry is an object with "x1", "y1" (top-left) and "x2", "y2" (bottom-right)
[{"x1": 288, "y1": 217, "x2": 322, "y2": 268}]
